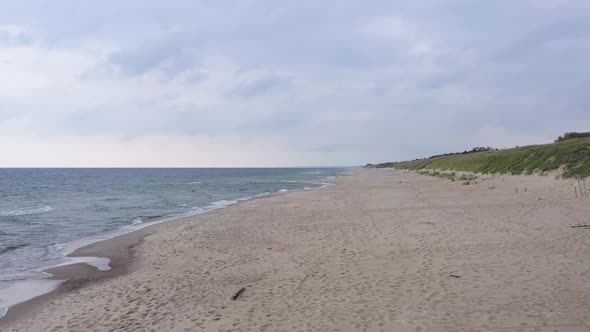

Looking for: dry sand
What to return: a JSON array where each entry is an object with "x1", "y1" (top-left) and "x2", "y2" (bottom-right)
[{"x1": 2, "y1": 169, "x2": 590, "y2": 332}]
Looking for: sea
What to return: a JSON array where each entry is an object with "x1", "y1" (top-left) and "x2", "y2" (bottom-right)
[{"x1": 0, "y1": 168, "x2": 346, "y2": 316}]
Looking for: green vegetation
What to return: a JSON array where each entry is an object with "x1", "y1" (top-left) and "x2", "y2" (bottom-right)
[
  {"x1": 428, "y1": 146, "x2": 496, "y2": 159},
  {"x1": 458, "y1": 173, "x2": 477, "y2": 181},
  {"x1": 555, "y1": 132, "x2": 590, "y2": 143},
  {"x1": 376, "y1": 137, "x2": 590, "y2": 179},
  {"x1": 416, "y1": 170, "x2": 477, "y2": 183}
]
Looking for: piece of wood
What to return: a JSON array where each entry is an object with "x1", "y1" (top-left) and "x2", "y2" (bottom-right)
[
  {"x1": 449, "y1": 274, "x2": 461, "y2": 278},
  {"x1": 231, "y1": 287, "x2": 246, "y2": 300},
  {"x1": 570, "y1": 224, "x2": 590, "y2": 228}
]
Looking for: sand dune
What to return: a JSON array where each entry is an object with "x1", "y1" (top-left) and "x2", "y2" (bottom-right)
[{"x1": 3, "y1": 169, "x2": 590, "y2": 331}]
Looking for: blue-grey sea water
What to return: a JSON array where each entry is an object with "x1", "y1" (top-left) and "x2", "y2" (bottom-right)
[{"x1": 0, "y1": 168, "x2": 345, "y2": 293}]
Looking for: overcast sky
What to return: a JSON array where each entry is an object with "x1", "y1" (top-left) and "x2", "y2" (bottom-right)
[{"x1": 1, "y1": 0, "x2": 588, "y2": 167}]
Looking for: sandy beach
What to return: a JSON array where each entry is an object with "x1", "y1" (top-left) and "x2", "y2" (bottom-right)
[{"x1": 2, "y1": 169, "x2": 590, "y2": 331}]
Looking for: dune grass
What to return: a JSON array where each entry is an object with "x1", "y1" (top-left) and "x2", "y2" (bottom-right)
[
  {"x1": 385, "y1": 137, "x2": 590, "y2": 179},
  {"x1": 416, "y1": 170, "x2": 478, "y2": 184}
]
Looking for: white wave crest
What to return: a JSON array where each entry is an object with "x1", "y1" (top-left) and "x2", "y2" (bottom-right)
[
  {"x1": 47, "y1": 242, "x2": 66, "y2": 252},
  {"x1": 0, "y1": 206, "x2": 53, "y2": 217},
  {"x1": 206, "y1": 200, "x2": 238, "y2": 210}
]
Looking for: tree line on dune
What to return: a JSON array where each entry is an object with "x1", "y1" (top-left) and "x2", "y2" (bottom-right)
[{"x1": 555, "y1": 132, "x2": 590, "y2": 143}]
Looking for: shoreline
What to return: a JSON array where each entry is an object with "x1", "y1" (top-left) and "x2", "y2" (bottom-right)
[
  {"x1": 3, "y1": 169, "x2": 590, "y2": 330},
  {"x1": 0, "y1": 217, "x2": 153, "y2": 326},
  {"x1": 0, "y1": 178, "x2": 339, "y2": 327}
]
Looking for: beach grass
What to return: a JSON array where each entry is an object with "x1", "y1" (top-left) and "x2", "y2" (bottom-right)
[
  {"x1": 381, "y1": 137, "x2": 590, "y2": 179},
  {"x1": 416, "y1": 170, "x2": 477, "y2": 183}
]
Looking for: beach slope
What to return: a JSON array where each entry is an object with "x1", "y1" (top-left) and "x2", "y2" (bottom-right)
[{"x1": 3, "y1": 169, "x2": 590, "y2": 331}]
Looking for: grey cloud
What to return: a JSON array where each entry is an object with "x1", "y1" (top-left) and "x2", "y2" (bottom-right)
[
  {"x1": 184, "y1": 71, "x2": 208, "y2": 84},
  {"x1": 493, "y1": 17, "x2": 590, "y2": 62},
  {"x1": 0, "y1": 28, "x2": 32, "y2": 46},
  {"x1": 2, "y1": 0, "x2": 590, "y2": 165},
  {"x1": 108, "y1": 33, "x2": 203, "y2": 76},
  {"x1": 228, "y1": 75, "x2": 294, "y2": 98},
  {"x1": 235, "y1": 108, "x2": 308, "y2": 134}
]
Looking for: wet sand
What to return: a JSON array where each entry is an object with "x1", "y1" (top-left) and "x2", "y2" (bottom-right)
[
  {"x1": 0, "y1": 223, "x2": 153, "y2": 326},
  {"x1": 2, "y1": 169, "x2": 590, "y2": 331}
]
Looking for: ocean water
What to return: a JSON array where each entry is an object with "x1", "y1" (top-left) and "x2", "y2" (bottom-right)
[{"x1": 0, "y1": 168, "x2": 345, "y2": 311}]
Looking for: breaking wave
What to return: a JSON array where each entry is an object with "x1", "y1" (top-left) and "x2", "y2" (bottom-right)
[{"x1": 0, "y1": 206, "x2": 53, "y2": 217}]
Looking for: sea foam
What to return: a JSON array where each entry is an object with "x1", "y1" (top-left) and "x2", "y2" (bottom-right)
[
  {"x1": 0, "y1": 278, "x2": 64, "y2": 318},
  {"x1": 0, "y1": 206, "x2": 53, "y2": 217}
]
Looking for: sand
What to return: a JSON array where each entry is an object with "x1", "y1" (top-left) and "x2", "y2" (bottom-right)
[{"x1": 2, "y1": 169, "x2": 590, "y2": 331}]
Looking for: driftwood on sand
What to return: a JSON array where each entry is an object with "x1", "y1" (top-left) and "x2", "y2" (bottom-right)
[
  {"x1": 570, "y1": 224, "x2": 590, "y2": 229},
  {"x1": 231, "y1": 287, "x2": 246, "y2": 301}
]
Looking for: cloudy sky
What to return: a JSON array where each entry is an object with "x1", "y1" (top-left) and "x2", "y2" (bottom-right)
[{"x1": 1, "y1": 0, "x2": 588, "y2": 167}]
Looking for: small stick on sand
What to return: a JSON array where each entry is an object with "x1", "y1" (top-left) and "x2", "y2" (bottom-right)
[
  {"x1": 449, "y1": 274, "x2": 461, "y2": 278},
  {"x1": 570, "y1": 224, "x2": 590, "y2": 229},
  {"x1": 231, "y1": 287, "x2": 246, "y2": 301}
]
